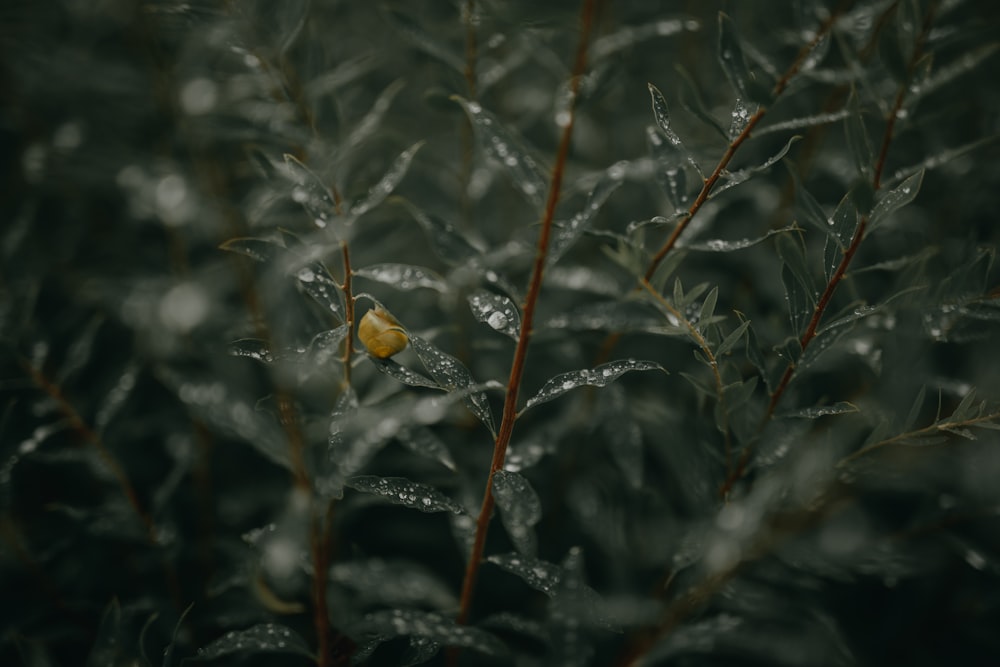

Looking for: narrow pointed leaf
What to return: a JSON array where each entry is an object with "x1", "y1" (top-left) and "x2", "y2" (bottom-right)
[
  {"x1": 522, "y1": 360, "x2": 666, "y2": 412},
  {"x1": 355, "y1": 263, "x2": 448, "y2": 292},
  {"x1": 648, "y1": 84, "x2": 702, "y2": 176},
  {"x1": 648, "y1": 125, "x2": 689, "y2": 209},
  {"x1": 844, "y1": 93, "x2": 874, "y2": 178},
  {"x1": 397, "y1": 198, "x2": 480, "y2": 266},
  {"x1": 549, "y1": 162, "x2": 627, "y2": 265},
  {"x1": 369, "y1": 357, "x2": 440, "y2": 388},
  {"x1": 782, "y1": 264, "x2": 812, "y2": 336},
  {"x1": 351, "y1": 141, "x2": 424, "y2": 216},
  {"x1": 592, "y1": 18, "x2": 700, "y2": 60},
  {"x1": 487, "y1": 553, "x2": 563, "y2": 595},
  {"x1": 779, "y1": 402, "x2": 859, "y2": 419},
  {"x1": 352, "y1": 610, "x2": 506, "y2": 656},
  {"x1": 409, "y1": 335, "x2": 496, "y2": 435},
  {"x1": 869, "y1": 170, "x2": 924, "y2": 232},
  {"x1": 347, "y1": 475, "x2": 463, "y2": 514},
  {"x1": 453, "y1": 96, "x2": 548, "y2": 208},
  {"x1": 711, "y1": 136, "x2": 799, "y2": 198},
  {"x1": 828, "y1": 191, "x2": 859, "y2": 250},
  {"x1": 383, "y1": 8, "x2": 464, "y2": 71},
  {"x1": 219, "y1": 237, "x2": 282, "y2": 263},
  {"x1": 718, "y1": 13, "x2": 754, "y2": 100},
  {"x1": 397, "y1": 426, "x2": 457, "y2": 472},
  {"x1": 492, "y1": 471, "x2": 542, "y2": 556},
  {"x1": 755, "y1": 109, "x2": 851, "y2": 136},
  {"x1": 284, "y1": 155, "x2": 338, "y2": 229},
  {"x1": 717, "y1": 319, "x2": 751, "y2": 356},
  {"x1": 195, "y1": 624, "x2": 312, "y2": 660},
  {"x1": 468, "y1": 290, "x2": 521, "y2": 339},
  {"x1": 676, "y1": 65, "x2": 728, "y2": 140},
  {"x1": 295, "y1": 262, "x2": 344, "y2": 320},
  {"x1": 685, "y1": 225, "x2": 796, "y2": 252}
]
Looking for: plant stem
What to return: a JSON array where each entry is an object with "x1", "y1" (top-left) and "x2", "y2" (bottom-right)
[{"x1": 453, "y1": 0, "x2": 600, "y2": 636}]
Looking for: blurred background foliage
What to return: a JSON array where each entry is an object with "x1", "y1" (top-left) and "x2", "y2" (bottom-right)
[{"x1": 2, "y1": 0, "x2": 1000, "y2": 665}]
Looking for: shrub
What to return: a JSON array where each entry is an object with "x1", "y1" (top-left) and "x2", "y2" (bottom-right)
[{"x1": 3, "y1": 0, "x2": 1000, "y2": 665}]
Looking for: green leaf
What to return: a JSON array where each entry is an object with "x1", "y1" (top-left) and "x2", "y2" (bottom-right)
[
  {"x1": 410, "y1": 335, "x2": 496, "y2": 435},
  {"x1": 549, "y1": 162, "x2": 626, "y2": 265},
  {"x1": 369, "y1": 357, "x2": 440, "y2": 388},
  {"x1": 718, "y1": 13, "x2": 769, "y2": 103},
  {"x1": 844, "y1": 91, "x2": 874, "y2": 178},
  {"x1": 283, "y1": 154, "x2": 339, "y2": 229},
  {"x1": 779, "y1": 402, "x2": 858, "y2": 419},
  {"x1": 396, "y1": 198, "x2": 480, "y2": 266},
  {"x1": 218, "y1": 236, "x2": 283, "y2": 263},
  {"x1": 782, "y1": 264, "x2": 813, "y2": 336},
  {"x1": 648, "y1": 83, "x2": 703, "y2": 177},
  {"x1": 350, "y1": 141, "x2": 424, "y2": 216},
  {"x1": 453, "y1": 96, "x2": 548, "y2": 208},
  {"x1": 828, "y1": 189, "x2": 859, "y2": 250},
  {"x1": 352, "y1": 609, "x2": 506, "y2": 656},
  {"x1": 717, "y1": 319, "x2": 751, "y2": 356},
  {"x1": 869, "y1": 170, "x2": 924, "y2": 232},
  {"x1": 468, "y1": 290, "x2": 521, "y2": 340},
  {"x1": 355, "y1": 263, "x2": 448, "y2": 292},
  {"x1": 521, "y1": 360, "x2": 666, "y2": 412},
  {"x1": 755, "y1": 109, "x2": 851, "y2": 136},
  {"x1": 195, "y1": 624, "x2": 312, "y2": 661},
  {"x1": 347, "y1": 475, "x2": 464, "y2": 514},
  {"x1": 684, "y1": 225, "x2": 797, "y2": 253},
  {"x1": 698, "y1": 286, "x2": 719, "y2": 332},
  {"x1": 675, "y1": 65, "x2": 729, "y2": 140},
  {"x1": 488, "y1": 553, "x2": 564, "y2": 595},
  {"x1": 493, "y1": 471, "x2": 542, "y2": 556},
  {"x1": 647, "y1": 124, "x2": 689, "y2": 210},
  {"x1": 710, "y1": 136, "x2": 799, "y2": 198}
]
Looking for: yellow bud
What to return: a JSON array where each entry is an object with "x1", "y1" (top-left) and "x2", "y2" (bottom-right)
[{"x1": 358, "y1": 306, "x2": 408, "y2": 358}]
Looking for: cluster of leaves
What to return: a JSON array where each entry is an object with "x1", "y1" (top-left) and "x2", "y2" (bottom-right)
[{"x1": 2, "y1": 0, "x2": 1000, "y2": 665}]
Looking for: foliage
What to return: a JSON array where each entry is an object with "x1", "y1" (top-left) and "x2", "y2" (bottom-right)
[{"x1": 2, "y1": 0, "x2": 1000, "y2": 665}]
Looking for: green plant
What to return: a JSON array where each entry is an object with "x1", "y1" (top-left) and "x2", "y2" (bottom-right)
[{"x1": 3, "y1": 0, "x2": 1000, "y2": 665}]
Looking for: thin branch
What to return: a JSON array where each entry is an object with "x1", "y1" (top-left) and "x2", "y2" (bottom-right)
[{"x1": 454, "y1": 0, "x2": 601, "y2": 635}]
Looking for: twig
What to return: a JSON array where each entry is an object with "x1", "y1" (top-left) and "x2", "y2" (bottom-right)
[{"x1": 453, "y1": 0, "x2": 601, "y2": 640}]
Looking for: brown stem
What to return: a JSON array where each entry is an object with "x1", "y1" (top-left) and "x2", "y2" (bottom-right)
[{"x1": 453, "y1": 0, "x2": 601, "y2": 638}]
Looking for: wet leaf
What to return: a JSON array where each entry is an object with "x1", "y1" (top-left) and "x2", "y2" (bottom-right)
[
  {"x1": 347, "y1": 475, "x2": 463, "y2": 514},
  {"x1": 295, "y1": 262, "x2": 344, "y2": 320},
  {"x1": 648, "y1": 84, "x2": 703, "y2": 177},
  {"x1": 780, "y1": 402, "x2": 858, "y2": 419},
  {"x1": 522, "y1": 359, "x2": 666, "y2": 412},
  {"x1": 219, "y1": 236, "x2": 282, "y2": 263},
  {"x1": 869, "y1": 170, "x2": 924, "y2": 232},
  {"x1": 718, "y1": 13, "x2": 756, "y2": 101},
  {"x1": 453, "y1": 96, "x2": 548, "y2": 208},
  {"x1": 844, "y1": 92, "x2": 874, "y2": 178},
  {"x1": 355, "y1": 263, "x2": 448, "y2": 292},
  {"x1": 592, "y1": 18, "x2": 700, "y2": 60},
  {"x1": 711, "y1": 136, "x2": 798, "y2": 198},
  {"x1": 782, "y1": 264, "x2": 813, "y2": 336},
  {"x1": 283, "y1": 154, "x2": 338, "y2": 229},
  {"x1": 397, "y1": 426, "x2": 457, "y2": 471},
  {"x1": 369, "y1": 357, "x2": 439, "y2": 388},
  {"x1": 717, "y1": 319, "x2": 751, "y2": 356},
  {"x1": 488, "y1": 553, "x2": 564, "y2": 595},
  {"x1": 195, "y1": 624, "x2": 312, "y2": 660},
  {"x1": 549, "y1": 162, "x2": 626, "y2": 265},
  {"x1": 352, "y1": 609, "x2": 506, "y2": 656},
  {"x1": 676, "y1": 65, "x2": 728, "y2": 140},
  {"x1": 350, "y1": 141, "x2": 424, "y2": 216},
  {"x1": 600, "y1": 384, "x2": 644, "y2": 489},
  {"x1": 468, "y1": 290, "x2": 521, "y2": 339},
  {"x1": 228, "y1": 338, "x2": 273, "y2": 364},
  {"x1": 330, "y1": 558, "x2": 457, "y2": 610},
  {"x1": 410, "y1": 335, "x2": 496, "y2": 435},
  {"x1": 755, "y1": 109, "x2": 851, "y2": 136},
  {"x1": 345, "y1": 79, "x2": 406, "y2": 150},
  {"x1": 493, "y1": 471, "x2": 542, "y2": 556},
  {"x1": 396, "y1": 198, "x2": 480, "y2": 266},
  {"x1": 383, "y1": 8, "x2": 464, "y2": 71}
]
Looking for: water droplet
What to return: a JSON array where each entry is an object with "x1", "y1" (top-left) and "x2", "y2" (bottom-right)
[{"x1": 487, "y1": 311, "x2": 508, "y2": 330}]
